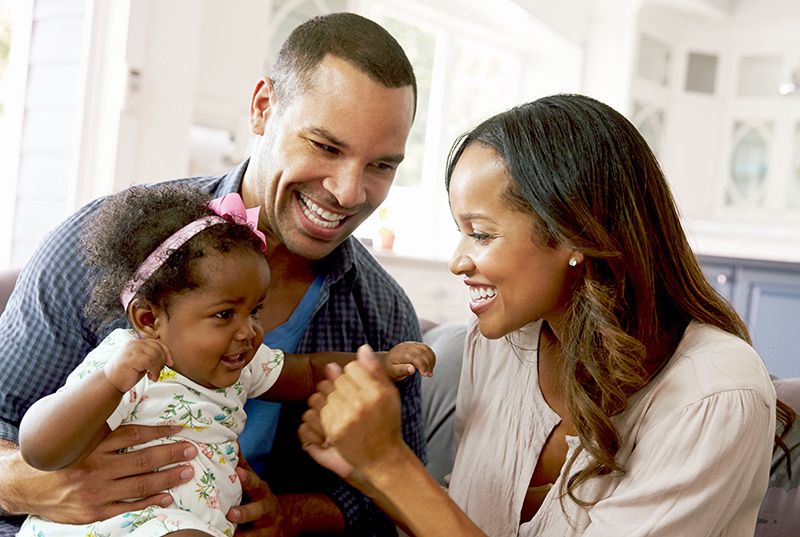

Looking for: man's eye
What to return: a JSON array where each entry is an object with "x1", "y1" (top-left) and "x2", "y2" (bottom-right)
[
  {"x1": 374, "y1": 162, "x2": 397, "y2": 172},
  {"x1": 312, "y1": 140, "x2": 338, "y2": 154},
  {"x1": 215, "y1": 309, "x2": 234, "y2": 320}
]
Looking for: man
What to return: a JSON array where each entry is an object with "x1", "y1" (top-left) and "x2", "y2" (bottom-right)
[{"x1": 0, "y1": 12, "x2": 424, "y2": 536}]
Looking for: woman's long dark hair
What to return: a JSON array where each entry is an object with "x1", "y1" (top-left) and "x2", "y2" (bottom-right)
[{"x1": 446, "y1": 94, "x2": 795, "y2": 506}]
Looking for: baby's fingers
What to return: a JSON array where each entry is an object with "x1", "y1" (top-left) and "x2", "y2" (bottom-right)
[
  {"x1": 387, "y1": 363, "x2": 416, "y2": 382},
  {"x1": 406, "y1": 344, "x2": 436, "y2": 377}
]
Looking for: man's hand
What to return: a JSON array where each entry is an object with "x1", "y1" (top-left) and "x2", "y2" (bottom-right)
[
  {"x1": 0, "y1": 425, "x2": 196, "y2": 522},
  {"x1": 226, "y1": 462, "x2": 287, "y2": 537},
  {"x1": 226, "y1": 452, "x2": 346, "y2": 536}
]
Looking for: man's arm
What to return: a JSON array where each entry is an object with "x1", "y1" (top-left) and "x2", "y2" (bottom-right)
[
  {"x1": 0, "y1": 201, "x2": 195, "y2": 523},
  {"x1": 0, "y1": 429, "x2": 196, "y2": 522}
]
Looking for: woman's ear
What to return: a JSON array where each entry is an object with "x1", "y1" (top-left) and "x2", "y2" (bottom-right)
[
  {"x1": 129, "y1": 300, "x2": 163, "y2": 339},
  {"x1": 568, "y1": 251, "x2": 585, "y2": 267}
]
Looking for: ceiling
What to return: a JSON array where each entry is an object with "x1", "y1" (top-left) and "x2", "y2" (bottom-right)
[{"x1": 507, "y1": 0, "x2": 799, "y2": 44}]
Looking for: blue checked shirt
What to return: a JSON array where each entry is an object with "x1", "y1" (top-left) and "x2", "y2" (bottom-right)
[{"x1": 0, "y1": 160, "x2": 425, "y2": 536}]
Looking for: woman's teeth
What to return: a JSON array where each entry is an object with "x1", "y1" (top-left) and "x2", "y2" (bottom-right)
[
  {"x1": 299, "y1": 193, "x2": 346, "y2": 229},
  {"x1": 470, "y1": 287, "x2": 497, "y2": 301}
]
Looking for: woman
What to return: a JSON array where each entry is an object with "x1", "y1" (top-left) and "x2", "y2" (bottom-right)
[{"x1": 299, "y1": 94, "x2": 784, "y2": 536}]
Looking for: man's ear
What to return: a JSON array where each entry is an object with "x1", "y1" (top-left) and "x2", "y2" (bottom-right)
[
  {"x1": 129, "y1": 300, "x2": 163, "y2": 339},
  {"x1": 250, "y1": 77, "x2": 276, "y2": 136}
]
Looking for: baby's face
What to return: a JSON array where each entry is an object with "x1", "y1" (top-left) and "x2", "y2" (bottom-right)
[{"x1": 154, "y1": 250, "x2": 270, "y2": 389}]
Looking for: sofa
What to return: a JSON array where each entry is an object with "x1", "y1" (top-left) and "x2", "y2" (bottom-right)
[{"x1": 0, "y1": 267, "x2": 798, "y2": 535}]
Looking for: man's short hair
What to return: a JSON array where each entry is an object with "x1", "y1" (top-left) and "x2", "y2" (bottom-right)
[{"x1": 271, "y1": 12, "x2": 417, "y2": 113}]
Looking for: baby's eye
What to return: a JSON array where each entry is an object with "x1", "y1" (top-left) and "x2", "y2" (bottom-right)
[
  {"x1": 250, "y1": 304, "x2": 264, "y2": 317},
  {"x1": 214, "y1": 309, "x2": 234, "y2": 320}
]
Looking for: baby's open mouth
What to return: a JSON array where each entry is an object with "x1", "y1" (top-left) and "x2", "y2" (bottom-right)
[{"x1": 221, "y1": 353, "x2": 245, "y2": 364}]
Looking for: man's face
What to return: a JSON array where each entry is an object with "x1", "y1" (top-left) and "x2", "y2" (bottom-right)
[{"x1": 244, "y1": 55, "x2": 415, "y2": 261}]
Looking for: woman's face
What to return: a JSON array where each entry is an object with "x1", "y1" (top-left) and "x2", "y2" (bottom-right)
[{"x1": 448, "y1": 143, "x2": 578, "y2": 340}]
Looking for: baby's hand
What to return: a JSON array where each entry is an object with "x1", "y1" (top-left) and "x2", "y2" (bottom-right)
[
  {"x1": 382, "y1": 341, "x2": 435, "y2": 381},
  {"x1": 104, "y1": 339, "x2": 173, "y2": 394}
]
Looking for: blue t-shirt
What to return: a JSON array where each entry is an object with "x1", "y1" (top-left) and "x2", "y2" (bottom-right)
[{"x1": 239, "y1": 273, "x2": 324, "y2": 477}]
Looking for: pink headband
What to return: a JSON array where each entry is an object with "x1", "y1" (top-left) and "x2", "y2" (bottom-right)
[{"x1": 120, "y1": 193, "x2": 267, "y2": 311}]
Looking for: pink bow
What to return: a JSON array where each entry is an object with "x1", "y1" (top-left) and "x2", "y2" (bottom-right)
[{"x1": 208, "y1": 193, "x2": 267, "y2": 252}]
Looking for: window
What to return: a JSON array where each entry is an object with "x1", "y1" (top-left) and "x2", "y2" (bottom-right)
[{"x1": 356, "y1": 2, "x2": 540, "y2": 260}]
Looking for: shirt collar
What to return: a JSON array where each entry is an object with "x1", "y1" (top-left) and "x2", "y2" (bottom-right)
[{"x1": 213, "y1": 158, "x2": 249, "y2": 197}]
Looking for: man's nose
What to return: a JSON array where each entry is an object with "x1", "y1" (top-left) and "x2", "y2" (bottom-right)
[{"x1": 323, "y1": 163, "x2": 367, "y2": 208}]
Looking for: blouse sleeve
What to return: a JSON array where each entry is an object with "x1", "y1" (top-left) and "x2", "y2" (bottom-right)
[{"x1": 584, "y1": 388, "x2": 775, "y2": 537}]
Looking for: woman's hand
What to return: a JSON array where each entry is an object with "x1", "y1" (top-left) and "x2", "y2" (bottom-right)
[
  {"x1": 305, "y1": 345, "x2": 405, "y2": 477},
  {"x1": 299, "y1": 369, "x2": 356, "y2": 480}
]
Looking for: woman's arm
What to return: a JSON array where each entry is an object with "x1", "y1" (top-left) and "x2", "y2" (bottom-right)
[{"x1": 299, "y1": 346, "x2": 485, "y2": 537}]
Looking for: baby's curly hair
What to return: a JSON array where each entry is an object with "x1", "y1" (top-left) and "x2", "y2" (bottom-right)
[{"x1": 81, "y1": 183, "x2": 266, "y2": 325}]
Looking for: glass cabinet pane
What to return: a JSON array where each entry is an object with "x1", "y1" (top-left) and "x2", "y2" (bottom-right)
[
  {"x1": 736, "y1": 55, "x2": 782, "y2": 97},
  {"x1": 685, "y1": 52, "x2": 717, "y2": 94},
  {"x1": 790, "y1": 124, "x2": 800, "y2": 210},
  {"x1": 727, "y1": 122, "x2": 771, "y2": 208},
  {"x1": 636, "y1": 34, "x2": 670, "y2": 86},
  {"x1": 633, "y1": 102, "x2": 663, "y2": 154}
]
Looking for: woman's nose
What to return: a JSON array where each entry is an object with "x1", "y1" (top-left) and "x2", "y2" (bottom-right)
[{"x1": 449, "y1": 248, "x2": 474, "y2": 276}]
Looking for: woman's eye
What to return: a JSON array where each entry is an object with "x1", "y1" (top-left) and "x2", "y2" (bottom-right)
[
  {"x1": 468, "y1": 232, "x2": 491, "y2": 243},
  {"x1": 214, "y1": 309, "x2": 234, "y2": 320}
]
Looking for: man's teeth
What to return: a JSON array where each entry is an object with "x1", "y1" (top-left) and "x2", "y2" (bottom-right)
[
  {"x1": 470, "y1": 287, "x2": 497, "y2": 301},
  {"x1": 299, "y1": 193, "x2": 346, "y2": 229}
]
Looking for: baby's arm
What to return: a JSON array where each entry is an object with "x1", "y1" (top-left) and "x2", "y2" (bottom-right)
[
  {"x1": 381, "y1": 341, "x2": 435, "y2": 381},
  {"x1": 19, "y1": 339, "x2": 172, "y2": 471},
  {"x1": 260, "y1": 343, "x2": 435, "y2": 401}
]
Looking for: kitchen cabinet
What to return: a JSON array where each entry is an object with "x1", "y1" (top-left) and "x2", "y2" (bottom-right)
[{"x1": 701, "y1": 255, "x2": 800, "y2": 378}]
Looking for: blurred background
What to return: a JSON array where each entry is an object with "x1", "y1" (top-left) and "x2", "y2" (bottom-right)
[{"x1": 0, "y1": 0, "x2": 799, "y2": 375}]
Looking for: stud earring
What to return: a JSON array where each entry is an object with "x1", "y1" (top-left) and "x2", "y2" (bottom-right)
[{"x1": 569, "y1": 257, "x2": 578, "y2": 267}]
